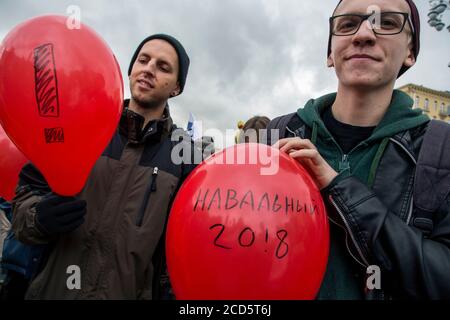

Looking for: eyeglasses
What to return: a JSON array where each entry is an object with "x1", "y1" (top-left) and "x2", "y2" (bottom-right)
[{"x1": 330, "y1": 12, "x2": 412, "y2": 36}]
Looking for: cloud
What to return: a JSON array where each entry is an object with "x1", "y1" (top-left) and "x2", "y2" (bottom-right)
[{"x1": 1, "y1": 0, "x2": 449, "y2": 148}]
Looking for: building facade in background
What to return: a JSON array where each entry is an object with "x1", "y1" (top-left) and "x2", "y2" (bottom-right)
[{"x1": 398, "y1": 84, "x2": 450, "y2": 123}]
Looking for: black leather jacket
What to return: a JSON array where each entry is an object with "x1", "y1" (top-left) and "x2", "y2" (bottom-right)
[{"x1": 277, "y1": 116, "x2": 450, "y2": 300}]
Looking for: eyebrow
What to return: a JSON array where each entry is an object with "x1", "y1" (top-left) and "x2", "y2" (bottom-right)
[
  {"x1": 138, "y1": 53, "x2": 150, "y2": 59},
  {"x1": 138, "y1": 53, "x2": 173, "y2": 68},
  {"x1": 336, "y1": 9, "x2": 408, "y2": 15}
]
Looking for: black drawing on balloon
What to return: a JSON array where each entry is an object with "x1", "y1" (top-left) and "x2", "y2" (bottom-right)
[
  {"x1": 194, "y1": 188, "x2": 318, "y2": 215},
  {"x1": 44, "y1": 127, "x2": 64, "y2": 144},
  {"x1": 209, "y1": 224, "x2": 232, "y2": 250},
  {"x1": 34, "y1": 43, "x2": 60, "y2": 118},
  {"x1": 209, "y1": 224, "x2": 289, "y2": 259}
]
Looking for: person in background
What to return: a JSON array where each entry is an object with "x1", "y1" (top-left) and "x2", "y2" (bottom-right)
[
  {"x1": 234, "y1": 120, "x2": 245, "y2": 144},
  {"x1": 0, "y1": 198, "x2": 10, "y2": 263},
  {"x1": 238, "y1": 116, "x2": 271, "y2": 144}
]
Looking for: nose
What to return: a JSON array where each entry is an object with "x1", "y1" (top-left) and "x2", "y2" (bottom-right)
[
  {"x1": 351, "y1": 20, "x2": 377, "y2": 48},
  {"x1": 142, "y1": 60, "x2": 156, "y2": 78}
]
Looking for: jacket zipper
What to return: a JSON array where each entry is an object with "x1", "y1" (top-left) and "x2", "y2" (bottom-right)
[
  {"x1": 290, "y1": 120, "x2": 384, "y2": 267},
  {"x1": 297, "y1": 125, "x2": 366, "y2": 264},
  {"x1": 389, "y1": 138, "x2": 417, "y2": 225},
  {"x1": 328, "y1": 137, "x2": 416, "y2": 298},
  {"x1": 388, "y1": 138, "x2": 417, "y2": 165},
  {"x1": 136, "y1": 167, "x2": 159, "y2": 227},
  {"x1": 339, "y1": 154, "x2": 350, "y2": 172},
  {"x1": 328, "y1": 215, "x2": 368, "y2": 268},
  {"x1": 328, "y1": 195, "x2": 370, "y2": 267}
]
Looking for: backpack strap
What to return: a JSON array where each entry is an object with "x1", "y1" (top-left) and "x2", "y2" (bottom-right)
[
  {"x1": 265, "y1": 112, "x2": 297, "y2": 145},
  {"x1": 413, "y1": 120, "x2": 450, "y2": 231}
]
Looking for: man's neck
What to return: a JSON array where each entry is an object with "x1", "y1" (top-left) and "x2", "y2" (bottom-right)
[
  {"x1": 331, "y1": 83, "x2": 395, "y2": 127},
  {"x1": 128, "y1": 98, "x2": 167, "y2": 128}
]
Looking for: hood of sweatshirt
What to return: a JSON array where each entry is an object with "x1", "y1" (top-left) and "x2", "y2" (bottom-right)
[
  {"x1": 298, "y1": 90, "x2": 429, "y2": 145},
  {"x1": 296, "y1": 90, "x2": 430, "y2": 185}
]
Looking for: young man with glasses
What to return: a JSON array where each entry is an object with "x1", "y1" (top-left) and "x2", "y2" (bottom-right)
[{"x1": 268, "y1": 0, "x2": 450, "y2": 299}]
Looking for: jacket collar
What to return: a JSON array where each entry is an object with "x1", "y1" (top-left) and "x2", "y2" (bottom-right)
[
  {"x1": 119, "y1": 100, "x2": 173, "y2": 144},
  {"x1": 297, "y1": 90, "x2": 429, "y2": 146}
]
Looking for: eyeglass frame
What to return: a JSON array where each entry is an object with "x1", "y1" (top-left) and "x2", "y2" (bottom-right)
[{"x1": 329, "y1": 11, "x2": 413, "y2": 36}]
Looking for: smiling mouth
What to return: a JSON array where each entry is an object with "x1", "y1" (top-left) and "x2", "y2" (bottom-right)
[
  {"x1": 347, "y1": 55, "x2": 380, "y2": 61},
  {"x1": 137, "y1": 79, "x2": 154, "y2": 89}
]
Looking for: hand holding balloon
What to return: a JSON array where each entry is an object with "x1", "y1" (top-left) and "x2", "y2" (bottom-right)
[
  {"x1": 274, "y1": 137, "x2": 338, "y2": 190},
  {"x1": 35, "y1": 194, "x2": 87, "y2": 235}
]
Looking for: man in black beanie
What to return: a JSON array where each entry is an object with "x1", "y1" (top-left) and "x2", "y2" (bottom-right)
[
  {"x1": 266, "y1": 0, "x2": 450, "y2": 299},
  {"x1": 11, "y1": 34, "x2": 197, "y2": 300},
  {"x1": 127, "y1": 34, "x2": 190, "y2": 125}
]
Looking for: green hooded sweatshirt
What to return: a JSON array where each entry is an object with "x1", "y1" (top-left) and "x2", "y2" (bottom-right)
[{"x1": 297, "y1": 90, "x2": 429, "y2": 300}]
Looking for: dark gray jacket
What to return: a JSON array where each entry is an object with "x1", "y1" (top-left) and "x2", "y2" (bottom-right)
[
  {"x1": 12, "y1": 102, "x2": 196, "y2": 299},
  {"x1": 269, "y1": 114, "x2": 450, "y2": 299}
]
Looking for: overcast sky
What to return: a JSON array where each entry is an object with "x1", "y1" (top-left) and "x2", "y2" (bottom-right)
[{"x1": 1, "y1": 0, "x2": 449, "y2": 148}]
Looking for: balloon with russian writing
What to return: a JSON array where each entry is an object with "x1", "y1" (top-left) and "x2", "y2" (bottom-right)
[{"x1": 166, "y1": 143, "x2": 330, "y2": 299}]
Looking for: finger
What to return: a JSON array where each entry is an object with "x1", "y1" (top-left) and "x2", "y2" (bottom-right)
[
  {"x1": 272, "y1": 138, "x2": 293, "y2": 149},
  {"x1": 280, "y1": 138, "x2": 315, "y2": 153},
  {"x1": 59, "y1": 217, "x2": 85, "y2": 233},
  {"x1": 299, "y1": 139, "x2": 317, "y2": 150},
  {"x1": 54, "y1": 200, "x2": 87, "y2": 215},
  {"x1": 297, "y1": 158, "x2": 317, "y2": 174},
  {"x1": 279, "y1": 139, "x2": 300, "y2": 153},
  {"x1": 289, "y1": 149, "x2": 322, "y2": 165},
  {"x1": 57, "y1": 209, "x2": 86, "y2": 225},
  {"x1": 42, "y1": 194, "x2": 79, "y2": 206}
]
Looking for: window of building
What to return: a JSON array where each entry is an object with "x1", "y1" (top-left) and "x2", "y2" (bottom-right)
[
  {"x1": 441, "y1": 103, "x2": 446, "y2": 114},
  {"x1": 415, "y1": 96, "x2": 420, "y2": 108},
  {"x1": 434, "y1": 101, "x2": 438, "y2": 112},
  {"x1": 424, "y1": 98, "x2": 429, "y2": 111}
]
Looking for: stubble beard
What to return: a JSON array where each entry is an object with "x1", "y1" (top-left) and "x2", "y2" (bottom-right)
[{"x1": 131, "y1": 87, "x2": 164, "y2": 110}]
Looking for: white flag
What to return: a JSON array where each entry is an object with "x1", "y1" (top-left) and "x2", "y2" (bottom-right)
[{"x1": 186, "y1": 112, "x2": 202, "y2": 141}]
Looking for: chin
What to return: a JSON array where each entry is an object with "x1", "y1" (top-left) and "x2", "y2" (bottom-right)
[
  {"x1": 134, "y1": 94, "x2": 165, "y2": 110},
  {"x1": 351, "y1": 77, "x2": 380, "y2": 86},
  {"x1": 339, "y1": 71, "x2": 387, "y2": 88},
  {"x1": 131, "y1": 88, "x2": 150, "y2": 102},
  {"x1": 136, "y1": 97, "x2": 158, "y2": 108}
]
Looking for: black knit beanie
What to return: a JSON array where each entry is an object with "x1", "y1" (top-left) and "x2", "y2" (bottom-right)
[
  {"x1": 327, "y1": 0, "x2": 420, "y2": 77},
  {"x1": 128, "y1": 34, "x2": 190, "y2": 94}
]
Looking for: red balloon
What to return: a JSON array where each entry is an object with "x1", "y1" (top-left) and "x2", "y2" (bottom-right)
[
  {"x1": 0, "y1": 15, "x2": 123, "y2": 196},
  {"x1": 0, "y1": 124, "x2": 28, "y2": 201},
  {"x1": 166, "y1": 143, "x2": 329, "y2": 300}
]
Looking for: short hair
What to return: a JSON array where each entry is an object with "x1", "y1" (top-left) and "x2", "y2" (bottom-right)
[
  {"x1": 243, "y1": 116, "x2": 271, "y2": 132},
  {"x1": 239, "y1": 116, "x2": 271, "y2": 143}
]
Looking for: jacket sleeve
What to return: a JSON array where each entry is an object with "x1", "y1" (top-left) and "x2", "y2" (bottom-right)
[
  {"x1": 11, "y1": 163, "x2": 53, "y2": 245},
  {"x1": 0, "y1": 208, "x2": 11, "y2": 256},
  {"x1": 322, "y1": 175, "x2": 450, "y2": 299}
]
